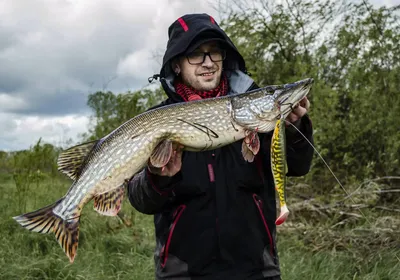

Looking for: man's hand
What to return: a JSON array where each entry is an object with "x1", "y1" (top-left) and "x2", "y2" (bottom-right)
[
  {"x1": 285, "y1": 96, "x2": 310, "y2": 124},
  {"x1": 147, "y1": 144, "x2": 183, "y2": 177}
]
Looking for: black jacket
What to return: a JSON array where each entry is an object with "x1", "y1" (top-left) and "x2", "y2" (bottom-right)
[{"x1": 127, "y1": 14, "x2": 314, "y2": 280}]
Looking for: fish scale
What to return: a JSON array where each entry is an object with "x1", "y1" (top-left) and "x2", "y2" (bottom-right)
[{"x1": 13, "y1": 78, "x2": 314, "y2": 263}]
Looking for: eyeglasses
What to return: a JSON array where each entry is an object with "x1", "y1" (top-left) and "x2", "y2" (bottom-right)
[{"x1": 186, "y1": 49, "x2": 226, "y2": 65}]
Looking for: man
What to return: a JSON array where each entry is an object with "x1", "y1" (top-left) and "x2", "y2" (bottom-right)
[{"x1": 127, "y1": 13, "x2": 313, "y2": 280}]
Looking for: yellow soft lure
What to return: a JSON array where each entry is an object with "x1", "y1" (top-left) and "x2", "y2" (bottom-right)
[{"x1": 271, "y1": 115, "x2": 289, "y2": 225}]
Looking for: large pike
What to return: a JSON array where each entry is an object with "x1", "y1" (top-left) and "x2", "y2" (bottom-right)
[{"x1": 13, "y1": 78, "x2": 314, "y2": 263}]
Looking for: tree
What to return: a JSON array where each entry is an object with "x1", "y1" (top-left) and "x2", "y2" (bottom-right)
[
  {"x1": 219, "y1": 0, "x2": 400, "y2": 187},
  {"x1": 86, "y1": 87, "x2": 165, "y2": 140}
]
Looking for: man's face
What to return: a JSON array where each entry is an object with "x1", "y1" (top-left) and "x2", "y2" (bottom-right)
[{"x1": 175, "y1": 41, "x2": 224, "y2": 91}]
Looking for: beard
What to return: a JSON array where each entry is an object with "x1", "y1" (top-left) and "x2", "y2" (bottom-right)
[{"x1": 182, "y1": 69, "x2": 222, "y2": 91}]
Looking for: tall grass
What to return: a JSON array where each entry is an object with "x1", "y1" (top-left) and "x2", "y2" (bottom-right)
[
  {"x1": 1, "y1": 177, "x2": 399, "y2": 279},
  {"x1": 1, "y1": 178, "x2": 155, "y2": 280},
  {"x1": 277, "y1": 231, "x2": 400, "y2": 280}
]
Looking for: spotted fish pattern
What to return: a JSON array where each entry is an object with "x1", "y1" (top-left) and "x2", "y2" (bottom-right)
[{"x1": 13, "y1": 78, "x2": 314, "y2": 262}]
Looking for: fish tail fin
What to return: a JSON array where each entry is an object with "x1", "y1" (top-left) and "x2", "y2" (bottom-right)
[
  {"x1": 53, "y1": 215, "x2": 80, "y2": 263},
  {"x1": 13, "y1": 199, "x2": 63, "y2": 234},
  {"x1": 13, "y1": 199, "x2": 80, "y2": 263}
]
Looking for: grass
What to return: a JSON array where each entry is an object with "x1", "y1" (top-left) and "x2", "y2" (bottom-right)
[
  {"x1": 0, "y1": 177, "x2": 155, "y2": 280},
  {"x1": 277, "y1": 232, "x2": 400, "y2": 280},
  {"x1": 0, "y1": 177, "x2": 399, "y2": 280}
]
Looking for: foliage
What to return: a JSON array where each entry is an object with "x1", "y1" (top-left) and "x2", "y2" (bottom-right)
[
  {"x1": 1, "y1": 178, "x2": 156, "y2": 280},
  {"x1": 219, "y1": 0, "x2": 400, "y2": 188},
  {"x1": 85, "y1": 87, "x2": 165, "y2": 141},
  {"x1": 5, "y1": 139, "x2": 62, "y2": 212},
  {"x1": 1, "y1": 177, "x2": 399, "y2": 279}
]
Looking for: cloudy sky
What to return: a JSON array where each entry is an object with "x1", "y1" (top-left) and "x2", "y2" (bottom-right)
[{"x1": 0, "y1": 0, "x2": 398, "y2": 151}]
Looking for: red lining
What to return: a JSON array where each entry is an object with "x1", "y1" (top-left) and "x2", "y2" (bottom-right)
[
  {"x1": 177, "y1": 17, "x2": 188, "y2": 31},
  {"x1": 207, "y1": 163, "x2": 215, "y2": 182},
  {"x1": 252, "y1": 194, "x2": 274, "y2": 256},
  {"x1": 161, "y1": 204, "x2": 186, "y2": 267},
  {"x1": 210, "y1": 16, "x2": 215, "y2": 24}
]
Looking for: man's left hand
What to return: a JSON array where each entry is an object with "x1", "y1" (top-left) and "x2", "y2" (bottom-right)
[{"x1": 285, "y1": 97, "x2": 310, "y2": 124}]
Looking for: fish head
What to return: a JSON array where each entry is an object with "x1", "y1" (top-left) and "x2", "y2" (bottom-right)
[
  {"x1": 231, "y1": 78, "x2": 313, "y2": 132},
  {"x1": 273, "y1": 78, "x2": 313, "y2": 120}
]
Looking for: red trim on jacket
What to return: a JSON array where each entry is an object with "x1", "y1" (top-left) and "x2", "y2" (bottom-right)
[{"x1": 177, "y1": 17, "x2": 189, "y2": 31}]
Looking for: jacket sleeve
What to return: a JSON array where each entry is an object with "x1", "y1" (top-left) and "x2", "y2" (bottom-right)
[
  {"x1": 284, "y1": 114, "x2": 314, "y2": 176},
  {"x1": 126, "y1": 167, "x2": 182, "y2": 214}
]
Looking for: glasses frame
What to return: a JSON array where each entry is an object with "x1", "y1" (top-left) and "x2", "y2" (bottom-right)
[{"x1": 185, "y1": 49, "x2": 227, "y2": 65}]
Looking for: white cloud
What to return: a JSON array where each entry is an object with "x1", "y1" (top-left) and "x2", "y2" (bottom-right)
[
  {"x1": 0, "y1": 0, "x2": 219, "y2": 151},
  {"x1": 116, "y1": 49, "x2": 155, "y2": 79},
  {"x1": 0, "y1": 93, "x2": 28, "y2": 111},
  {"x1": 1, "y1": 0, "x2": 396, "y2": 151},
  {"x1": 0, "y1": 113, "x2": 90, "y2": 151}
]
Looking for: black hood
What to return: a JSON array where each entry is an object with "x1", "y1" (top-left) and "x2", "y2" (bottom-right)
[{"x1": 159, "y1": 13, "x2": 247, "y2": 78}]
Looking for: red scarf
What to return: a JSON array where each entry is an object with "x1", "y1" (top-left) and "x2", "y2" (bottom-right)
[{"x1": 174, "y1": 73, "x2": 228, "y2": 101}]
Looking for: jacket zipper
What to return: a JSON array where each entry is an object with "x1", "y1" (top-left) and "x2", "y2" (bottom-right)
[
  {"x1": 160, "y1": 204, "x2": 186, "y2": 268},
  {"x1": 208, "y1": 152, "x2": 216, "y2": 182},
  {"x1": 209, "y1": 152, "x2": 220, "y2": 259},
  {"x1": 252, "y1": 194, "x2": 274, "y2": 257},
  {"x1": 209, "y1": 152, "x2": 218, "y2": 230}
]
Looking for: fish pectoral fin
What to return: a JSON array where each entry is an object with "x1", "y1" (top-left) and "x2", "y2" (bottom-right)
[
  {"x1": 241, "y1": 140, "x2": 255, "y2": 162},
  {"x1": 57, "y1": 140, "x2": 99, "y2": 181},
  {"x1": 241, "y1": 130, "x2": 260, "y2": 162},
  {"x1": 149, "y1": 139, "x2": 173, "y2": 168},
  {"x1": 93, "y1": 184, "x2": 125, "y2": 217},
  {"x1": 13, "y1": 199, "x2": 81, "y2": 263}
]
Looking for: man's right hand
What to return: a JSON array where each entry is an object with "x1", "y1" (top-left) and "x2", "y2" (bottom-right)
[{"x1": 147, "y1": 144, "x2": 183, "y2": 177}]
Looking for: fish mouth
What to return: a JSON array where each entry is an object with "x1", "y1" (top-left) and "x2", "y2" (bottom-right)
[{"x1": 276, "y1": 78, "x2": 313, "y2": 116}]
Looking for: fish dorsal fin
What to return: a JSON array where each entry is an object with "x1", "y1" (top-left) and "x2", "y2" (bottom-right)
[
  {"x1": 93, "y1": 184, "x2": 125, "y2": 216},
  {"x1": 57, "y1": 140, "x2": 98, "y2": 181}
]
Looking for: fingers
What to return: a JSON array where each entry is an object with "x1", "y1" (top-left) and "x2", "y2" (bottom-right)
[
  {"x1": 175, "y1": 145, "x2": 184, "y2": 156},
  {"x1": 168, "y1": 145, "x2": 183, "y2": 170},
  {"x1": 292, "y1": 105, "x2": 307, "y2": 119},
  {"x1": 286, "y1": 97, "x2": 309, "y2": 124},
  {"x1": 286, "y1": 112, "x2": 299, "y2": 124},
  {"x1": 286, "y1": 106, "x2": 306, "y2": 123},
  {"x1": 299, "y1": 97, "x2": 310, "y2": 111}
]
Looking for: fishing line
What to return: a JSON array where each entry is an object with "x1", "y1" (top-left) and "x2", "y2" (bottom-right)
[
  {"x1": 277, "y1": 101, "x2": 296, "y2": 118},
  {"x1": 284, "y1": 119, "x2": 372, "y2": 225}
]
